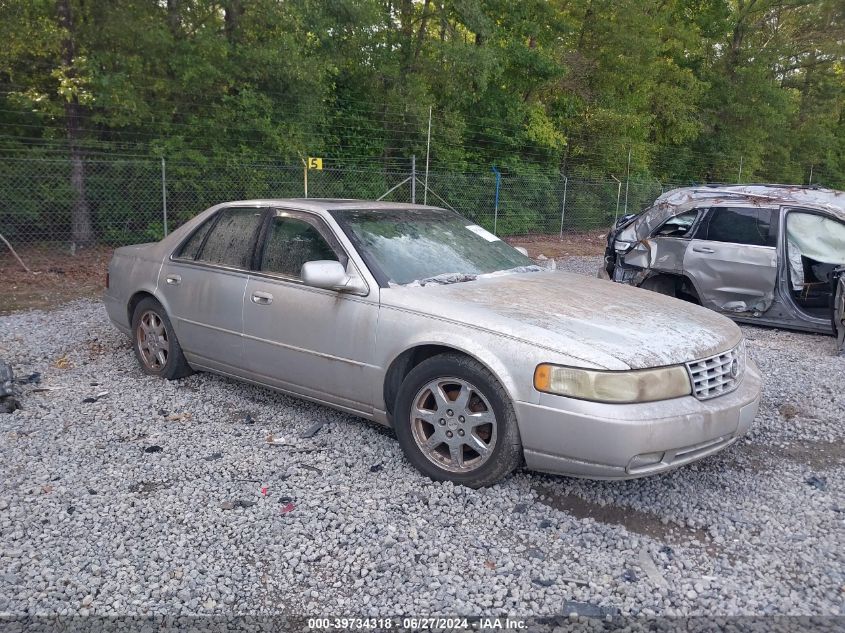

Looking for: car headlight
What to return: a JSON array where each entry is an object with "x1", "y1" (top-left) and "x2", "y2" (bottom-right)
[
  {"x1": 533, "y1": 363, "x2": 691, "y2": 403},
  {"x1": 614, "y1": 240, "x2": 634, "y2": 253}
]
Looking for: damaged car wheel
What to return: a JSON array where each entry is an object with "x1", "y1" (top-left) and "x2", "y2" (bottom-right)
[
  {"x1": 393, "y1": 353, "x2": 522, "y2": 488},
  {"x1": 131, "y1": 298, "x2": 193, "y2": 380}
]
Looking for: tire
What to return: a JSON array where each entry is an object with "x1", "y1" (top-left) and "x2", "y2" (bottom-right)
[
  {"x1": 640, "y1": 275, "x2": 677, "y2": 297},
  {"x1": 393, "y1": 353, "x2": 523, "y2": 488},
  {"x1": 130, "y1": 297, "x2": 193, "y2": 380}
]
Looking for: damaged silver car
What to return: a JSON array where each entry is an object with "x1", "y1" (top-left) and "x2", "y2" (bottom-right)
[
  {"x1": 106, "y1": 199, "x2": 761, "y2": 487},
  {"x1": 601, "y1": 185, "x2": 845, "y2": 349}
]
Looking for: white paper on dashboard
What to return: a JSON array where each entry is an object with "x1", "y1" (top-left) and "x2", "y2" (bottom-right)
[{"x1": 465, "y1": 224, "x2": 500, "y2": 242}]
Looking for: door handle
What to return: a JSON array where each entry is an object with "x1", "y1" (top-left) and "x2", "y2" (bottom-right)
[
  {"x1": 165, "y1": 274, "x2": 181, "y2": 285},
  {"x1": 692, "y1": 246, "x2": 715, "y2": 254},
  {"x1": 251, "y1": 291, "x2": 273, "y2": 305}
]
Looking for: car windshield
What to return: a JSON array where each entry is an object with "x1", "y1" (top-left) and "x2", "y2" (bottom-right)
[{"x1": 337, "y1": 208, "x2": 535, "y2": 285}]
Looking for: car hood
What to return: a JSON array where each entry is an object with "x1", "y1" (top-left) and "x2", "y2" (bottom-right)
[{"x1": 382, "y1": 271, "x2": 742, "y2": 370}]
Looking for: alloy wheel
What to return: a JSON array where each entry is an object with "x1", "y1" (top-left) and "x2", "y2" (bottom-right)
[
  {"x1": 136, "y1": 310, "x2": 170, "y2": 371},
  {"x1": 410, "y1": 377, "x2": 498, "y2": 473}
]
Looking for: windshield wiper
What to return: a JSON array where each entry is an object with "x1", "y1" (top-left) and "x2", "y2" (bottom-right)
[{"x1": 418, "y1": 272, "x2": 478, "y2": 286}]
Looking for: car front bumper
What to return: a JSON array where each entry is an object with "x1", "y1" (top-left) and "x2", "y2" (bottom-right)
[{"x1": 515, "y1": 358, "x2": 762, "y2": 479}]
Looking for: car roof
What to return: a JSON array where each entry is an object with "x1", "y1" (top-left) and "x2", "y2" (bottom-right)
[
  {"x1": 653, "y1": 184, "x2": 845, "y2": 221},
  {"x1": 217, "y1": 198, "x2": 448, "y2": 213}
]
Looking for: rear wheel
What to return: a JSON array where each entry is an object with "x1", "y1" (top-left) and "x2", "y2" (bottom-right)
[
  {"x1": 131, "y1": 297, "x2": 193, "y2": 380},
  {"x1": 393, "y1": 353, "x2": 522, "y2": 488}
]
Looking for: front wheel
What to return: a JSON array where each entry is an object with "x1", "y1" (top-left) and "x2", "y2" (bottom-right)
[
  {"x1": 393, "y1": 353, "x2": 523, "y2": 488},
  {"x1": 131, "y1": 297, "x2": 193, "y2": 380}
]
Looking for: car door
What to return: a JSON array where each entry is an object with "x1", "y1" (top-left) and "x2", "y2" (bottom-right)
[
  {"x1": 157, "y1": 205, "x2": 267, "y2": 374},
  {"x1": 241, "y1": 209, "x2": 379, "y2": 414},
  {"x1": 684, "y1": 206, "x2": 779, "y2": 313},
  {"x1": 834, "y1": 270, "x2": 845, "y2": 350},
  {"x1": 646, "y1": 209, "x2": 703, "y2": 274}
]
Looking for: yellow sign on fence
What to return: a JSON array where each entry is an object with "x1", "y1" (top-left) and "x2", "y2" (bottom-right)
[{"x1": 307, "y1": 157, "x2": 323, "y2": 170}]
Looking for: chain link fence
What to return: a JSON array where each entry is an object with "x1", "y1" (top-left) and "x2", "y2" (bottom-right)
[{"x1": 0, "y1": 154, "x2": 682, "y2": 254}]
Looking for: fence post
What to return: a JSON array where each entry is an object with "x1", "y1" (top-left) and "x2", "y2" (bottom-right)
[
  {"x1": 559, "y1": 176, "x2": 568, "y2": 239},
  {"x1": 411, "y1": 155, "x2": 416, "y2": 204},
  {"x1": 611, "y1": 175, "x2": 622, "y2": 223},
  {"x1": 624, "y1": 148, "x2": 631, "y2": 214},
  {"x1": 491, "y1": 166, "x2": 501, "y2": 235},
  {"x1": 737, "y1": 156, "x2": 743, "y2": 183},
  {"x1": 161, "y1": 157, "x2": 168, "y2": 237}
]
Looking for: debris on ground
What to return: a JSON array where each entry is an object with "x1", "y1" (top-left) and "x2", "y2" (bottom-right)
[
  {"x1": 369, "y1": 463, "x2": 383, "y2": 472},
  {"x1": 298, "y1": 463, "x2": 323, "y2": 475},
  {"x1": 805, "y1": 475, "x2": 828, "y2": 491},
  {"x1": 266, "y1": 433, "x2": 291, "y2": 446},
  {"x1": 16, "y1": 372, "x2": 41, "y2": 385},
  {"x1": 622, "y1": 569, "x2": 639, "y2": 583},
  {"x1": 779, "y1": 403, "x2": 800, "y2": 419},
  {"x1": 638, "y1": 547, "x2": 669, "y2": 588},
  {"x1": 300, "y1": 420, "x2": 325, "y2": 438},
  {"x1": 280, "y1": 502, "x2": 295, "y2": 514},
  {"x1": 0, "y1": 360, "x2": 20, "y2": 413},
  {"x1": 143, "y1": 445, "x2": 163, "y2": 454},
  {"x1": 205, "y1": 452, "x2": 223, "y2": 461},
  {"x1": 81, "y1": 391, "x2": 109, "y2": 404},
  {"x1": 532, "y1": 577, "x2": 555, "y2": 587},
  {"x1": 53, "y1": 355, "x2": 73, "y2": 369}
]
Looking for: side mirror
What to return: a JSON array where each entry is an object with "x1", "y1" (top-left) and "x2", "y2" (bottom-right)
[
  {"x1": 514, "y1": 246, "x2": 529, "y2": 256},
  {"x1": 301, "y1": 260, "x2": 367, "y2": 294}
]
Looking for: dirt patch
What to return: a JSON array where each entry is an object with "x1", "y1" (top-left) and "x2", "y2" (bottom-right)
[
  {"x1": 742, "y1": 439, "x2": 845, "y2": 472},
  {"x1": 0, "y1": 244, "x2": 112, "y2": 314},
  {"x1": 506, "y1": 230, "x2": 608, "y2": 259},
  {"x1": 533, "y1": 483, "x2": 711, "y2": 549}
]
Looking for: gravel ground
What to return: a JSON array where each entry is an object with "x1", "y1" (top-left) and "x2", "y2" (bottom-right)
[{"x1": 0, "y1": 256, "x2": 843, "y2": 620}]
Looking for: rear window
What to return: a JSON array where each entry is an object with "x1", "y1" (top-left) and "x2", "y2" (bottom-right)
[{"x1": 699, "y1": 207, "x2": 778, "y2": 247}]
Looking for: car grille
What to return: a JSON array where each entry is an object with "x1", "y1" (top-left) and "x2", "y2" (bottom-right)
[{"x1": 686, "y1": 341, "x2": 745, "y2": 400}]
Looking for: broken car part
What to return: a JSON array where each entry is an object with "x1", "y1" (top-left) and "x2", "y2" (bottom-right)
[{"x1": 603, "y1": 184, "x2": 845, "y2": 347}]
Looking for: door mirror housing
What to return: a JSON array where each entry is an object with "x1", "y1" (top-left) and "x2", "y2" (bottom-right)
[{"x1": 301, "y1": 260, "x2": 367, "y2": 294}]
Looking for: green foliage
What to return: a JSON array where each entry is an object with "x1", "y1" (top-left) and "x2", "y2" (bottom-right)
[{"x1": 0, "y1": 0, "x2": 842, "y2": 242}]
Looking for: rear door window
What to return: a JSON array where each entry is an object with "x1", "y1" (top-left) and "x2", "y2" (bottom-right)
[
  {"x1": 699, "y1": 207, "x2": 778, "y2": 247},
  {"x1": 196, "y1": 207, "x2": 265, "y2": 269}
]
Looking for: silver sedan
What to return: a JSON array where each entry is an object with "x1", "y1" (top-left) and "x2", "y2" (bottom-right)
[{"x1": 105, "y1": 199, "x2": 762, "y2": 487}]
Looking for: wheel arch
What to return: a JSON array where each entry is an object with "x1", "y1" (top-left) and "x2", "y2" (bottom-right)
[
  {"x1": 127, "y1": 290, "x2": 159, "y2": 325},
  {"x1": 382, "y1": 343, "x2": 513, "y2": 420},
  {"x1": 639, "y1": 271, "x2": 701, "y2": 303}
]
